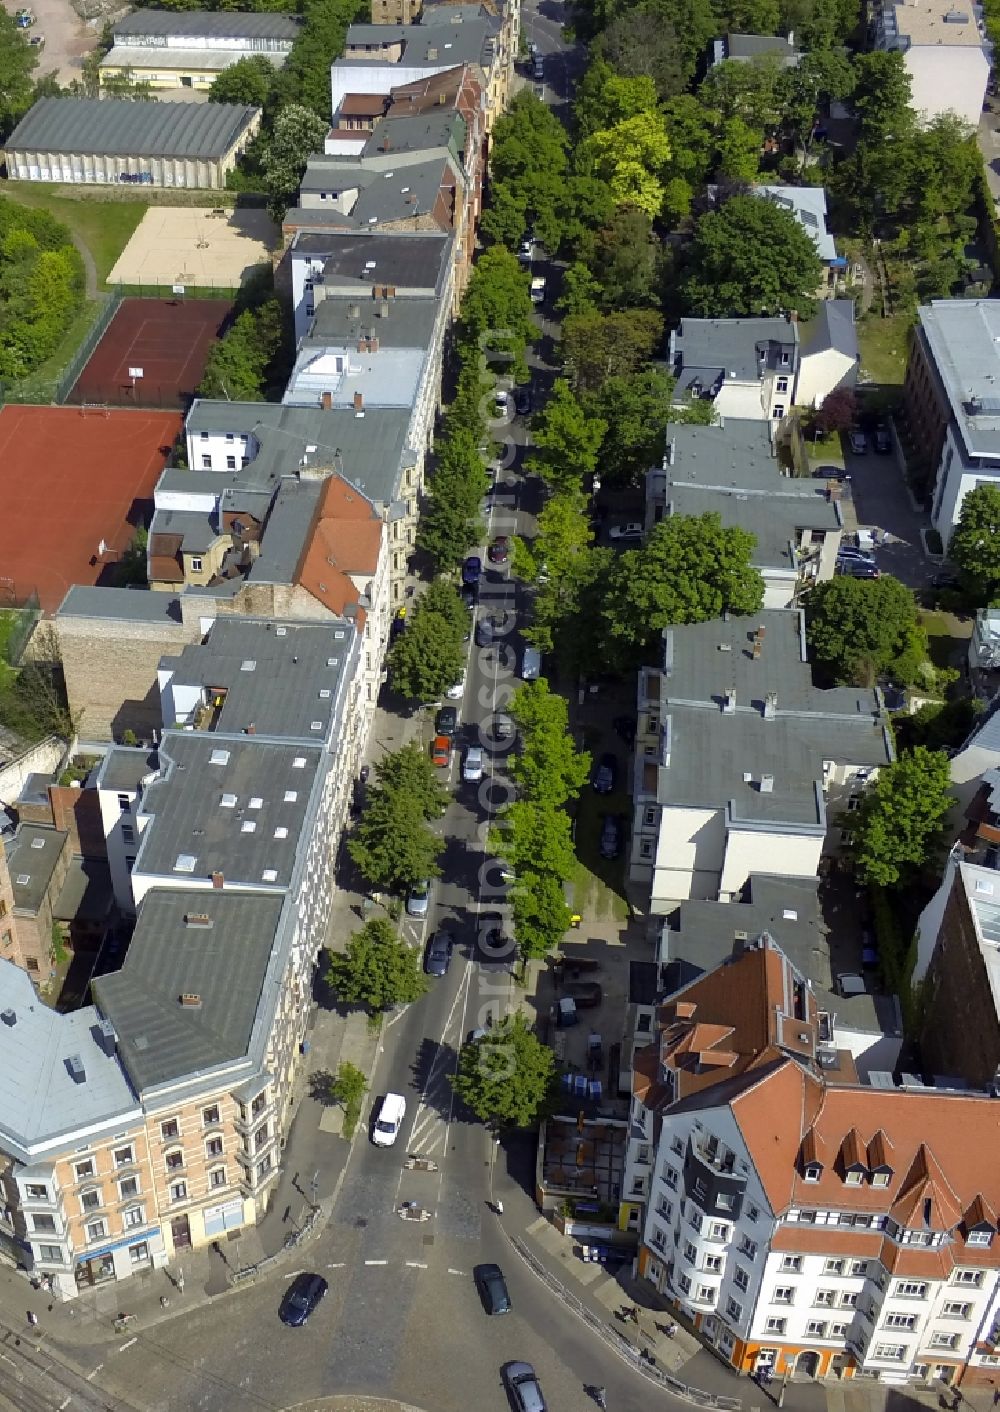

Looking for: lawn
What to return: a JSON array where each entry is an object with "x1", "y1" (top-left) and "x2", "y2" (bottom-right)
[
  {"x1": 857, "y1": 312, "x2": 913, "y2": 387},
  {"x1": 920, "y1": 609, "x2": 972, "y2": 673},
  {"x1": 3, "y1": 188, "x2": 148, "y2": 287},
  {"x1": 569, "y1": 787, "x2": 631, "y2": 923}
]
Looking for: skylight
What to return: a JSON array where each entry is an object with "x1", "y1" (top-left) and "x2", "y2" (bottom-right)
[
  {"x1": 210, "y1": 749, "x2": 230, "y2": 766},
  {"x1": 174, "y1": 855, "x2": 197, "y2": 873}
]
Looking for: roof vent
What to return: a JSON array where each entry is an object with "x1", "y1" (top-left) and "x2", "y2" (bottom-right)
[
  {"x1": 30, "y1": 837, "x2": 45, "y2": 850},
  {"x1": 96, "y1": 1018, "x2": 117, "y2": 1055},
  {"x1": 209, "y1": 748, "x2": 230, "y2": 766},
  {"x1": 67, "y1": 1054, "x2": 87, "y2": 1084},
  {"x1": 763, "y1": 692, "x2": 777, "y2": 720},
  {"x1": 0, "y1": 1008, "x2": 16, "y2": 1027},
  {"x1": 734, "y1": 930, "x2": 749, "y2": 941},
  {"x1": 723, "y1": 687, "x2": 736, "y2": 714},
  {"x1": 179, "y1": 992, "x2": 202, "y2": 1009},
  {"x1": 15, "y1": 874, "x2": 29, "y2": 887},
  {"x1": 184, "y1": 913, "x2": 213, "y2": 928}
]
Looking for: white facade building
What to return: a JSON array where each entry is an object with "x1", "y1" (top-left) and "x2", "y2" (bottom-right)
[{"x1": 873, "y1": 0, "x2": 990, "y2": 126}]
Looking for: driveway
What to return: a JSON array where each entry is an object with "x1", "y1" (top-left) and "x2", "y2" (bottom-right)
[
  {"x1": 4, "y1": 0, "x2": 95, "y2": 87},
  {"x1": 841, "y1": 441, "x2": 931, "y2": 589}
]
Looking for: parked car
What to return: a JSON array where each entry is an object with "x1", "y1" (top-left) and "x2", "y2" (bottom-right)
[
  {"x1": 463, "y1": 746, "x2": 484, "y2": 782},
  {"x1": 462, "y1": 585, "x2": 477, "y2": 610},
  {"x1": 521, "y1": 646, "x2": 541, "y2": 680},
  {"x1": 555, "y1": 996, "x2": 579, "y2": 1027},
  {"x1": 848, "y1": 430, "x2": 868, "y2": 455},
  {"x1": 488, "y1": 536, "x2": 510, "y2": 564},
  {"x1": 565, "y1": 981, "x2": 603, "y2": 1008},
  {"x1": 592, "y1": 752, "x2": 617, "y2": 794},
  {"x1": 504, "y1": 1361, "x2": 547, "y2": 1412},
  {"x1": 495, "y1": 388, "x2": 511, "y2": 416},
  {"x1": 837, "y1": 560, "x2": 880, "y2": 580},
  {"x1": 371, "y1": 1092, "x2": 406, "y2": 1147},
  {"x1": 532, "y1": 52, "x2": 545, "y2": 80},
  {"x1": 431, "y1": 734, "x2": 452, "y2": 767},
  {"x1": 462, "y1": 555, "x2": 482, "y2": 586},
  {"x1": 435, "y1": 705, "x2": 458, "y2": 737},
  {"x1": 530, "y1": 276, "x2": 546, "y2": 304},
  {"x1": 446, "y1": 670, "x2": 467, "y2": 701},
  {"x1": 608, "y1": 522, "x2": 643, "y2": 541},
  {"x1": 873, "y1": 424, "x2": 891, "y2": 454},
  {"x1": 474, "y1": 1263, "x2": 512, "y2": 1315},
  {"x1": 837, "y1": 546, "x2": 876, "y2": 564},
  {"x1": 407, "y1": 880, "x2": 430, "y2": 918},
  {"x1": 613, "y1": 715, "x2": 637, "y2": 746},
  {"x1": 599, "y1": 813, "x2": 623, "y2": 859},
  {"x1": 514, "y1": 386, "x2": 533, "y2": 416},
  {"x1": 279, "y1": 1272, "x2": 328, "y2": 1327},
  {"x1": 424, "y1": 929, "x2": 454, "y2": 977},
  {"x1": 518, "y1": 236, "x2": 534, "y2": 265},
  {"x1": 475, "y1": 616, "x2": 495, "y2": 647}
]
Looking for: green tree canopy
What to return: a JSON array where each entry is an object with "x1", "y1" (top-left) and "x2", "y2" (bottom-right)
[
  {"x1": 209, "y1": 54, "x2": 277, "y2": 107},
  {"x1": 592, "y1": 207, "x2": 663, "y2": 309},
  {"x1": 579, "y1": 109, "x2": 671, "y2": 218},
  {"x1": 387, "y1": 580, "x2": 468, "y2": 701},
  {"x1": 511, "y1": 870, "x2": 575, "y2": 959},
  {"x1": 680, "y1": 194, "x2": 824, "y2": 317},
  {"x1": 528, "y1": 379, "x2": 607, "y2": 494},
  {"x1": 805, "y1": 576, "x2": 924, "y2": 686},
  {"x1": 593, "y1": 5, "x2": 685, "y2": 100},
  {"x1": 197, "y1": 299, "x2": 288, "y2": 401},
  {"x1": 270, "y1": 0, "x2": 367, "y2": 119},
  {"x1": 589, "y1": 369, "x2": 672, "y2": 487},
  {"x1": 347, "y1": 742, "x2": 447, "y2": 893},
  {"x1": 416, "y1": 422, "x2": 489, "y2": 570},
  {"x1": 845, "y1": 747, "x2": 954, "y2": 886},
  {"x1": 0, "y1": 11, "x2": 38, "y2": 139},
  {"x1": 452, "y1": 1013, "x2": 558, "y2": 1127},
  {"x1": 0, "y1": 199, "x2": 84, "y2": 381},
  {"x1": 482, "y1": 89, "x2": 569, "y2": 253},
  {"x1": 509, "y1": 680, "x2": 591, "y2": 805},
  {"x1": 260, "y1": 103, "x2": 329, "y2": 220},
  {"x1": 561, "y1": 308, "x2": 664, "y2": 392},
  {"x1": 456, "y1": 246, "x2": 536, "y2": 382},
  {"x1": 601, "y1": 513, "x2": 765, "y2": 666},
  {"x1": 326, "y1": 917, "x2": 428, "y2": 1013},
  {"x1": 949, "y1": 484, "x2": 1000, "y2": 602}
]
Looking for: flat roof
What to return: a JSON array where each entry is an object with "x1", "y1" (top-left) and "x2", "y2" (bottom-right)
[
  {"x1": 304, "y1": 295, "x2": 439, "y2": 350},
  {"x1": 290, "y1": 230, "x2": 451, "y2": 293},
  {"x1": 160, "y1": 617, "x2": 356, "y2": 743},
  {"x1": 96, "y1": 747, "x2": 160, "y2": 795},
  {"x1": 6, "y1": 98, "x2": 260, "y2": 160},
  {"x1": 102, "y1": 45, "x2": 291, "y2": 73},
  {"x1": 668, "y1": 483, "x2": 841, "y2": 569},
  {"x1": 0, "y1": 962, "x2": 139, "y2": 1158},
  {"x1": 7, "y1": 826, "x2": 67, "y2": 914},
  {"x1": 52, "y1": 857, "x2": 114, "y2": 925},
  {"x1": 57, "y1": 585, "x2": 184, "y2": 624},
  {"x1": 149, "y1": 508, "x2": 220, "y2": 556},
  {"x1": 283, "y1": 346, "x2": 426, "y2": 410},
  {"x1": 918, "y1": 300, "x2": 1000, "y2": 459},
  {"x1": 93, "y1": 889, "x2": 285, "y2": 1092},
  {"x1": 133, "y1": 732, "x2": 324, "y2": 891},
  {"x1": 112, "y1": 10, "x2": 301, "y2": 40},
  {"x1": 883, "y1": 0, "x2": 984, "y2": 46},
  {"x1": 657, "y1": 419, "x2": 786, "y2": 492}
]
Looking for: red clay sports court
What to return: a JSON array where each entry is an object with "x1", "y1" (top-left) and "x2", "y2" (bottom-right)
[
  {"x1": 68, "y1": 297, "x2": 231, "y2": 409},
  {"x1": 0, "y1": 405, "x2": 181, "y2": 613}
]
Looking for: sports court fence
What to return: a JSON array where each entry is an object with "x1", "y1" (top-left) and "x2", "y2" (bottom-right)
[
  {"x1": 54, "y1": 289, "x2": 124, "y2": 405},
  {"x1": 111, "y1": 281, "x2": 240, "y2": 302},
  {"x1": 0, "y1": 589, "x2": 42, "y2": 668}
]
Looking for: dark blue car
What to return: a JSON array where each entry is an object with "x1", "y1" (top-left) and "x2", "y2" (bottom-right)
[{"x1": 279, "y1": 1272, "x2": 328, "y2": 1326}]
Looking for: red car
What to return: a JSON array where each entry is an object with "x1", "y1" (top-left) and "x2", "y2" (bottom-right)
[
  {"x1": 431, "y1": 735, "x2": 451, "y2": 767},
  {"x1": 488, "y1": 536, "x2": 510, "y2": 564}
]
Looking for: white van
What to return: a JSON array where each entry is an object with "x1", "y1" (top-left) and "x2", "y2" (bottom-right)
[
  {"x1": 371, "y1": 1092, "x2": 406, "y2": 1147},
  {"x1": 521, "y1": 647, "x2": 541, "y2": 680}
]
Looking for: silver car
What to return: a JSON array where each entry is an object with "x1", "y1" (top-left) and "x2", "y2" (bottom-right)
[
  {"x1": 406, "y1": 880, "x2": 430, "y2": 917},
  {"x1": 503, "y1": 1362, "x2": 547, "y2": 1412},
  {"x1": 463, "y1": 746, "x2": 484, "y2": 783}
]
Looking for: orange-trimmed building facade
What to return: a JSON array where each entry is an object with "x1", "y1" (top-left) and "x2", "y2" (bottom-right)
[{"x1": 625, "y1": 943, "x2": 1000, "y2": 1387}]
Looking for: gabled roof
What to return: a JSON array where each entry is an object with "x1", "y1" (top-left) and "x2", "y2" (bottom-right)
[
  {"x1": 7, "y1": 98, "x2": 259, "y2": 160},
  {"x1": 294, "y1": 473, "x2": 383, "y2": 619},
  {"x1": 801, "y1": 299, "x2": 857, "y2": 362}
]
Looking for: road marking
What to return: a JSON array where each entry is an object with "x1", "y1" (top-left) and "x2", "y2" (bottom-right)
[
  {"x1": 86, "y1": 1364, "x2": 103, "y2": 1379},
  {"x1": 119, "y1": 1337, "x2": 138, "y2": 1352},
  {"x1": 406, "y1": 1261, "x2": 428, "y2": 1269},
  {"x1": 59, "y1": 1398, "x2": 71, "y2": 1410},
  {"x1": 364, "y1": 1259, "x2": 388, "y2": 1266},
  {"x1": 326, "y1": 1262, "x2": 346, "y2": 1269},
  {"x1": 447, "y1": 1268, "x2": 467, "y2": 1276}
]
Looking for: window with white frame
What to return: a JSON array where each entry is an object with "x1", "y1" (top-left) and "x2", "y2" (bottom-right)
[
  {"x1": 711, "y1": 1222, "x2": 729, "y2": 1239},
  {"x1": 839, "y1": 1291, "x2": 859, "y2": 1308},
  {"x1": 164, "y1": 1150, "x2": 184, "y2": 1172},
  {"x1": 806, "y1": 1320, "x2": 828, "y2": 1337},
  {"x1": 203, "y1": 1105, "x2": 221, "y2": 1127},
  {"x1": 205, "y1": 1136, "x2": 224, "y2": 1159},
  {"x1": 895, "y1": 1281, "x2": 927, "y2": 1297},
  {"x1": 123, "y1": 1205, "x2": 145, "y2": 1229},
  {"x1": 968, "y1": 1229, "x2": 993, "y2": 1247},
  {"x1": 679, "y1": 1274, "x2": 692, "y2": 1294},
  {"x1": 117, "y1": 1175, "x2": 139, "y2": 1200},
  {"x1": 942, "y1": 1302, "x2": 972, "y2": 1319},
  {"x1": 74, "y1": 1158, "x2": 95, "y2": 1182},
  {"x1": 113, "y1": 1144, "x2": 134, "y2": 1168},
  {"x1": 657, "y1": 1198, "x2": 673, "y2": 1221},
  {"x1": 780, "y1": 1256, "x2": 803, "y2": 1272},
  {"x1": 831, "y1": 1323, "x2": 848, "y2": 1338},
  {"x1": 25, "y1": 1183, "x2": 47, "y2": 1200},
  {"x1": 850, "y1": 1260, "x2": 868, "y2": 1277},
  {"x1": 704, "y1": 1254, "x2": 723, "y2": 1272},
  {"x1": 79, "y1": 1188, "x2": 101, "y2": 1212},
  {"x1": 85, "y1": 1218, "x2": 107, "y2": 1242},
  {"x1": 764, "y1": 1317, "x2": 786, "y2": 1334},
  {"x1": 804, "y1": 1163, "x2": 822, "y2": 1182},
  {"x1": 697, "y1": 1285, "x2": 717, "y2": 1305},
  {"x1": 689, "y1": 1211, "x2": 703, "y2": 1233},
  {"x1": 873, "y1": 1345, "x2": 907, "y2": 1361},
  {"x1": 740, "y1": 1237, "x2": 758, "y2": 1258},
  {"x1": 815, "y1": 1289, "x2": 835, "y2": 1306},
  {"x1": 824, "y1": 1259, "x2": 845, "y2": 1274},
  {"x1": 929, "y1": 1333, "x2": 960, "y2": 1350},
  {"x1": 884, "y1": 1313, "x2": 916, "y2": 1330},
  {"x1": 664, "y1": 1165, "x2": 679, "y2": 1189},
  {"x1": 684, "y1": 1241, "x2": 698, "y2": 1264},
  {"x1": 170, "y1": 1180, "x2": 187, "y2": 1202},
  {"x1": 773, "y1": 1286, "x2": 795, "y2": 1304},
  {"x1": 129, "y1": 1241, "x2": 149, "y2": 1265},
  {"x1": 210, "y1": 1167, "x2": 227, "y2": 1189},
  {"x1": 954, "y1": 1270, "x2": 984, "y2": 1286},
  {"x1": 32, "y1": 1213, "x2": 56, "y2": 1232}
]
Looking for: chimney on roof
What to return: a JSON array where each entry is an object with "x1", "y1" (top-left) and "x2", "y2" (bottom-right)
[
  {"x1": 211, "y1": 871, "x2": 224, "y2": 890},
  {"x1": 96, "y1": 1018, "x2": 117, "y2": 1056},
  {"x1": 763, "y1": 692, "x2": 777, "y2": 720},
  {"x1": 789, "y1": 309, "x2": 798, "y2": 322},
  {"x1": 723, "y1": 687, "x2": 736, "y2": 714},
  {"x1": 752, "y1": 638, "x2": 762, "y2": 660},
  {"x1": 179, "y1": 992, "x2": 203, "y2": 1009},
  {"x1": 382, "y1": 134, "x2": 391, "y2": 151},
  {"x1": 378, "y1": 299, "x2": 389, "y2": 317},
  {"x1": 246, "y1": 722, "x2": 256, "y2": 735},
  {"x1": 349, "y1": 303, "x2": 360, "y2": 319},
  {"x1": 321, "y1": 390, "x2": 332, "y2": 411},
  {"x1": 67, "y1": 1054, "x2": 87, "y2": 1084},
  {"x1": 354, "y1": 391, "x2": 364, "y2": 412}
]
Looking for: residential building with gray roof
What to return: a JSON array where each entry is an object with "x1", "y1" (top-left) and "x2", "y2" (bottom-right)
[
  {"x1": 289, "y1": 229, "x2": 452, "y2": 341},
  {"x1": 628, "y1": 609, "x2": 893, "y2": 912},
  {"x1": 668, "y1": 316, "x2": 799, "y2": 421}
]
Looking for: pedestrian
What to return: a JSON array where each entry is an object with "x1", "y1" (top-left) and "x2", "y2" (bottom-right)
[
  {"x1": 992, "y1": 1391, "x2": 999, "y2": 1407},
  {"x1": 494, "y1": 1199, "x2": 504, "y2": 1216},
  {"x1": 27, "y1": 1311, "x2": 38, "y2": 1327}
]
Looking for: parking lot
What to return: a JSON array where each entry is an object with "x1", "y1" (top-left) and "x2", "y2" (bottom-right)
[{"x1": 4, "y1": 0, "x2": 96, "y2": 87}]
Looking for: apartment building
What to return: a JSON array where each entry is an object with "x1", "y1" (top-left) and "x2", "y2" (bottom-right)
[
  {"x1": 628, "y1": 609, "x2": 892, "y2": 911},
  {"x1": 669, "y1": 318, "x2": 800, "y2": 422},
  {"x1": 629, "y1": 943, "x2": 1000, "y2": 1387},
  {"x1": 645, "y1": 421, "x2": 843, "y2": 608},
  {"x1": 904, "y1": 301, "x2": 1000, "y2": 534},
  {"x1": 288, "y1": 229, "x2": 452, "y2": 341},
  {"x1": 872, "y1": 0, "x2": 990, "y2": 126},
  {"x1": 101, "y1": 11, "x2": 301, "y2": 97}
]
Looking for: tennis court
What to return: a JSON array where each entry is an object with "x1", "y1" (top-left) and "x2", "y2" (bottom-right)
[
  {"x1": 0, "y1": 405, "x2": 181, "y2": 613},
  {"x1": 68, "y1": 297, "x2": 231, "y2": 409}
]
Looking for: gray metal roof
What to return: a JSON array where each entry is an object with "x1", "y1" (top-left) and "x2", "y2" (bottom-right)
[
  {"x1": 159, "y1": 616, "x2": 357, "y2": 743},
  {"x1": 723, "y1": 32, "x2": 800, "y2": 60},
  {"x1": 344, "y1": 9, "x2": 498, "y2": 66},
  {"x1": 304, "y1": 295, "x2": 439, "y2": 350},
  {"x1": 149, "y1": 508, "x2": 220, "y2": 555},
  {"x1": 0, "y1": 963, "x2": 139, "y2": 1159},
  {"x1": 800, "y1": 299, "x2": 857, "y2": 361},
  {"x1": 283, "y1": 345, "x2": 426, "y2": 411},
  {"x1": 361, "y1": 110, "x2": 465, "y2": 161},
  {"x1": 57, "y1": 586, "x2": 183, "y2": 624},
  {"x1": 917, "y1": 300, "x2": 1000, "y2": 459},
  {"x1": 6, "y1": 98, "x2": 259, "y2": 160},
  {"x1": 658, "y1": 419, "x2": 785, "y2": 491},
  {"x1": 93, "y1": 889, "x2": 285, "y2": 1093},
  {"x1": 112, "y1": 10, "x2": 301, "y2": 40},
  {"x1": 667, "y1": 483, "x2": 841, "y2": 569},
  {"x1": 293, "y1": 230, "x2": 451, "y2": 293},
  {"x1": 7, "y1": 826, "x2": 67, "y2": 915},
  {"x1": 671, "y1": 316, "x2": 799, "y2": 398},
  {"x1": 645, "y1": 609, "x2": 892, "y2": 825},
  {"x1": 97, "y1": 748, "x2": 160, "y2": 795},
  {"x1": 185, "y1": 399, "x2": 413, "y2": 506},
  {"x1": 52, "y1": 858, "x2": 114, "y2": 925},
  {"x1": 299, "y1": 153, "x2": 454, "y2": 228},
  {"x1": 247, "y1": 478, "x2": 322, "y2": 586},
  {"x1": 133, "y1": 732, "x2": 324, "y2": 891},
  {"x1": 101, "y1": 45, "x2": 291, "y2": 73}
]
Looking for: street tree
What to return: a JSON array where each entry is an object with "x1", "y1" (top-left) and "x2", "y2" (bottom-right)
[
  {"x1": 347, "y1": 742, "x2": 447, "y2": 892},
  {"x1": 512, "y1": 870, "x2": 575, "y2": 959},
  {"x1": 452, "y1": 1013, "x2": 558, "y2": 1127},
  {"x1": 456, "y1": 246, "x2": 536, "y2": 383},
  {"x1": 416, "y1": 424, "x2": 489, "y2": 570},
  {"x1": 485, "y1": 90, "x2": 569, "y2": 253},
  {"x1": 386, "y1": 581, "x2": 468, "y2": 702},
  {"x1": 555, "y1": 262, "x2": 602, "y2": 318},
  {"x1": 592, "y1": 207, "x2": 662, "y2": 309},
  {"x1": 805, "y1": 575, "x2": 925, "y2": 686},
  {"x1": 209, "y1": 55, "x2": 277, "y2": 107},
  {"x1": 489, "y1": 801, "x2": 578, "y2": 882},
  {"x1": 373, "y1": 740, "x2": 450, "y2": 821},
  {"x1": 326, "y1": 917, "x2": 428, "y2": 1014},
  {"x1": 528, "y1": 380, "x2": 607, "y2": 494},
  {"x1": 561, "y1": 308, "x2": 664, "y2": 393},
  {"x1": 601, "y1": 513, "x2": 765, "y2": 666},
  {"x1": 949, "y1": 484, "x2": 1000, "y2": 601},
  {"x1": 508, "y1": 680, "x2": 591, "y2": 805},
  {"x1": 590, "y1": 369, "x2": 672, "y2": 487},
  {"x1": 680, "y1": 194, "x2": 823, "y2": 317},
  {"x1": 579, "y1": 110, "x2": 671, "y2": 218},
  {"x1": 845, "y1": 747, "x2": 955, "y2": 886},
  {"x1": 260, "y1": 103, "x2": 329, "y2": 220},
  {"x1": 593, "y1": 5, "x2": 685, "y2": 100}
]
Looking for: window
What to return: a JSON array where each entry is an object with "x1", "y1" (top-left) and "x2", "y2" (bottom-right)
[
  {"x1": 121, "y1": 824, "x2": 135, "y2": 845},
  {"x1": 123, "y1": 1206, "x2": 145, "y2": 1229},
  {"x1": 885, "y1": 1313, "x2": 916, "y2": 1331},
  {"x1": 704, "y1": 1254, "x2": 723, "y2": 1273},
  {"x1": 190, "y1": 557, "x2": 204, "y2": 573},
  {"x1": 804, "y1": 1163, "x2": 822, "y2": 1182},
  {"x1": 38, "y1": 1245, "x2": 62, "y2": 1262},
  {"x1": 113, "y1": 1145, "x2": 134, "y2": 1168},
  {"x1": 797, "y1": 1210, "x2": 817, "y2": 1223},
  {"x1": 734, "y1": 1266, "x2": 750, "y2": 1292},
  {"x1": 161, "y1": 1119, "x2": 179, "y2": 1141},
  {"x1": 201, "y1": 455, "x2": 212, "y2": 469},
  {"x1": 32, "y1": 1214, "x2": 56, "y2": 1232},
  {"x1": 252, "y1": 1092, "x2": 267, "y2": 1119},
  {"x1": 718, "y1": 1193, "x2": 735, "y2": 1212},
  {"x1": 129, "y1": 1242, "x2": 149, "y2": 1265},
  {"x1": 671, "y1": 1138, "x2": 684, "y2": 1156},
  {"x1": 815, "y1": 1290, "x2": 835, "y2": 1306},
  {"x1": 117, "y1": 794, "x2": 131, "y2": 812},
  {"x1": 776, "y1": 377, "x2": 789, "y2": 394},
  {"x1": 210, "y1": 1167, "x2": 227, "y2": 1189},
  {"x1": 896, "y1": 1281, "x2": 927, "y2": 1298},
  {"x1": 226, "y1": 456, "x2": 236, "y2": 470},
  {"x1": 85, "y1": 1219, "x2": 107, "y2": 1242},
  {"x1": 968, "y1": 1229, "x2": 993, "y2": 1247},
  {"x1": 850, "y1": 1261, "x2": 868, "y2": 1277},
  {"x1": 806, "y1": 1321, "x2": 828, "y2": 1337},
  {"x1": 199, "y1": 432, "x2": 208, "y2": 441},
  {"x1": 772, "y1": 405, "x2": 785, "y2": 420},
  {"x1": 845, "y1": 1169, "x2": 864, "y2": 1186},
  {"x1": 678, "y1": 1274, "x2": 692, "y2": 1295},
  {"x1": 657, "y1": 1198, "x2": 673, "y2": 1221},
  {"x1": 689, "y1": 1211, "x2": 703, "y2": 1233},
  {"x1": 873, "y1": 1345, "x2": 907, "y2": 1362},
  {"x1": 697, "y1": 1286, "x2": 717, "y2": 1305},
  {"x1": 165, "y1": 1151, "x2": 184, "y2": 1172},
  {"x1": 954, "y1": 1270, "x2": 984, "y2": 1287},
  {"x1": 747, "y1": 1204, "x2": 759, "y2": 1223},
  {"x1": 930, "y1": 1333, "x2": 959, "y2": 1351},
  {"x1": 206, "y1": 1136, "x2": 224, "y2": 1159},
  {"x1": 255, "y1": 1156, "x2": 273, "y2": 1182},
  {"x1": 872, "y1": 1171, "x2": 890, "y2": 1187},
  {"x1": 225, "y1": 433, "x2": 234, "y2": 444},
  {"x1": 764, "y1": 1317, "x2": 786, "y2": 1334},
  {"x1": 840, "y1": 1291, "x2": 859, "y2": 1308},
  {"x1": 726, "y1": 1297, "x2": 743, "y2": 1322},
  {"x1": 780, "y1": 1256, "x2": 803, "y2": 1272},
  {"x1": 831, "y1": 1323, "x2": 848, "y2": 1339},
  {"x1": 684, "y1": 1241, "x2": 698, "y2": 1264},
  {"x1": 80, "y1": 1190, "x2": 101, "y2": 1212},
  {"x1": 773, "y1": 1286, "x2": 794, "y2": 1304},
  {"x1": 118, "y1": 1176, "x2": 139, "y2": 1200},
  {"x1": 25, "y1": 1184, "x2": 47, "y2": 1201},
  {"x1": 25, "y1": 957, "x2": 39, "y2": 973},
  {"x1": 170, "y1": 1180, "x2": 187, "y2": 1203},
  {"x1": 739, "y1": 1237, "x2": 758, "y2": 1259}
]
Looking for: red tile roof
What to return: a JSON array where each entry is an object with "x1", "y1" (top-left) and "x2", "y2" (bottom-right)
[{"x1": 294, "y1": 474, "x2": 383, "y2": 621}]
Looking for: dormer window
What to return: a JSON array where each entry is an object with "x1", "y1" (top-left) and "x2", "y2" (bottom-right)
[
  {"x1": 804, "y1": 1163, "x2": 822, "y2": 1183},
  {"x1": 968, "y1": 1227, "x2": 994, "y2": 1247},
  {"x1": 845, "y1": 1168, "x2": 864, "y2": 1186},
  {"x1": 872, "y1": 1169, "x2": 891, "y2": 1188}
]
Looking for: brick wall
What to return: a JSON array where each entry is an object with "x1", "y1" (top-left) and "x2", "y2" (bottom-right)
[
  {"x1": 56, "y1": 615, "x2": 198, "y2": 742},
  {"x1": 921, "y1": 869, "x2": 1000, "y2": 1087}
]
